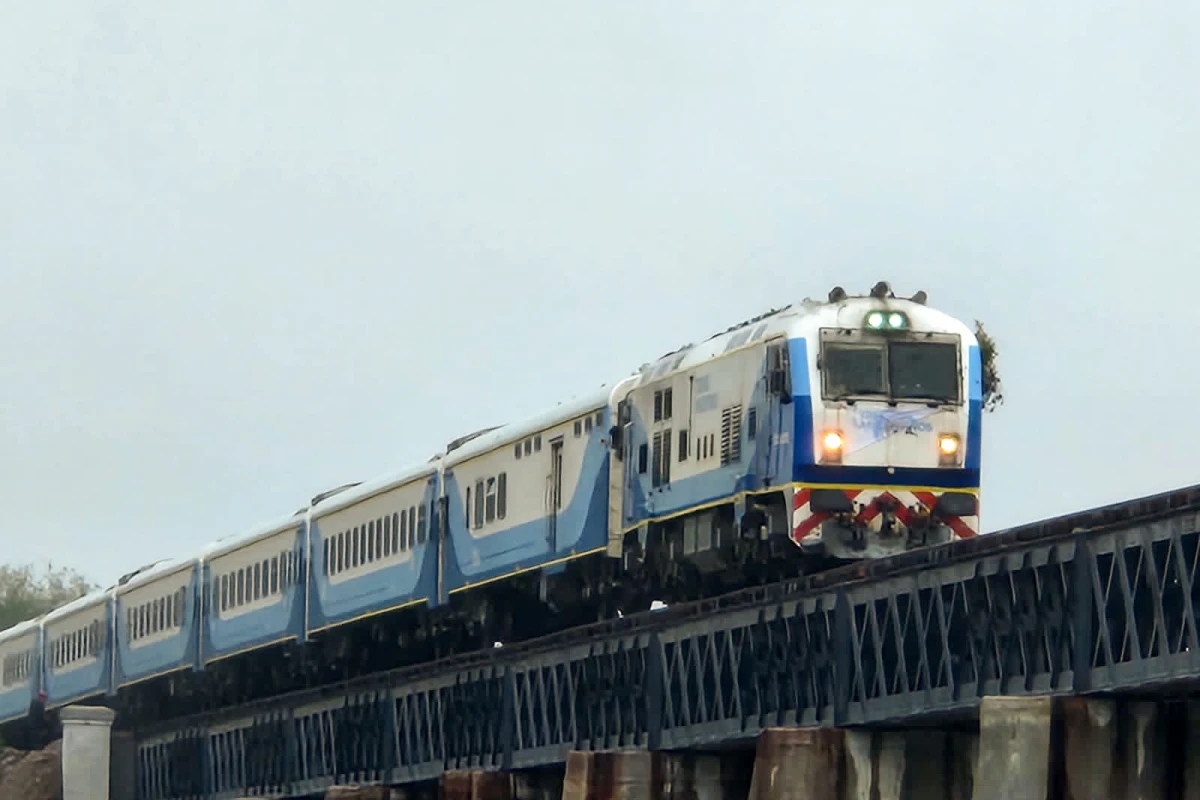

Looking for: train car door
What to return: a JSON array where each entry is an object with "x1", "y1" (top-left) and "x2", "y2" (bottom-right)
[{"x1": 547, "y1": 437, "x2": 564, "y2": 552}]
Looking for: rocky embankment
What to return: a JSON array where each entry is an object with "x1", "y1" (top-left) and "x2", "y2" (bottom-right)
[{"x1": 0, "y1": 739, "x2": 63, "y2": 800}]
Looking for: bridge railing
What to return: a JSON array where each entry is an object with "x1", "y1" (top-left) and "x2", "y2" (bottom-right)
[{"x1": 135, "y1": 486, "x2": 1200, "y2": 800}]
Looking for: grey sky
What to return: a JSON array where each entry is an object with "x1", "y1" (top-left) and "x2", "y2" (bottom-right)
[{"x1": 1, "y1": 3, "x2": 1196, "y2": 586}]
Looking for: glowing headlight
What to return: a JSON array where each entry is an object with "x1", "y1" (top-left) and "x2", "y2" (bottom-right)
[
  {"x1": 938, "y1": 435, "x2": 959, "y2": 455},
  {"x1": 866, "y1": 312, "x2": 885, "y2": 329},
  {"x1": 822, "y1": 430, "x2": 844, "y2": 452}
]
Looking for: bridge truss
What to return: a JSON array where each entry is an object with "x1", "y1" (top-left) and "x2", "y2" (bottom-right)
[{"x1": 136, "y1": 485, "x2": 1200, "y2": 799}]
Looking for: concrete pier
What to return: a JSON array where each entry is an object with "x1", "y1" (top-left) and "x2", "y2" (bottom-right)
[{"x1": 60, "y1": 705, "x2": 116, "y2": 800}]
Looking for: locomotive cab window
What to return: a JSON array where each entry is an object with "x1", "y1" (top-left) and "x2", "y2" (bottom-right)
[{"x1": 820, "y1": 329, "x2": 960, "y2": 404}]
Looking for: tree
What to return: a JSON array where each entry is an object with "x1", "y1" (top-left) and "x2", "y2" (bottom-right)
[
  {"x1": 0, "y1": 563, "x2": 95, "y2": 631},
  {"x1": 975, "y1": 320, "x2": 1004, "y2": 412}
]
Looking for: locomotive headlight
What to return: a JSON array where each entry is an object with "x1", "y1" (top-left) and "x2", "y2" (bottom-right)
[
  {"x1": 887, "y1": 312, "x2": 907, "y2": 329},
  {"x1": 866, "y1": 312, "x2": 885, "y2": 329},
  {"x1": 938, "y1": 434, "x2": 960, "y2": 465},
  {"x1": 821, "y1": 429, "x2": 844, "y2": 463}
]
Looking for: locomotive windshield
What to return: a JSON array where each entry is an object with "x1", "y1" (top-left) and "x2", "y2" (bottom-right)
[{"x1": 823, "y1": 339, "x2": 960, "y2": 403}]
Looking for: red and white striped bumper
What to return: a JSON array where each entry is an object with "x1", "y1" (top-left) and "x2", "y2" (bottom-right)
[{"x1": 791, "y1": 486, "x2": 978, "y2": 557}]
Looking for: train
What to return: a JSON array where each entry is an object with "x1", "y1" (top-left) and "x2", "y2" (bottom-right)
[{"x1": 0, "y1": 282, "x2": 986, "y2": 728}]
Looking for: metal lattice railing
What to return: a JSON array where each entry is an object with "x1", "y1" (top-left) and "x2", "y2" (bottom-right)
[{"x1": 135, "y1": 486, "x2": 1200, "y2": 800}]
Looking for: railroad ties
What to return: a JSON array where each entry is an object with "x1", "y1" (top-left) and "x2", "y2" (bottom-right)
[{"x1": 130, "y1": 482, "x2": 1200, "y2": 799}]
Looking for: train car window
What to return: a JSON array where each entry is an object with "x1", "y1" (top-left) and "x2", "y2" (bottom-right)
[
  {"x1": 236, "y1": 569, "x2": 245, "y2": 606},
  {"x1": 514, "y1": 443, "x2": 522, "y2": 459},
  {"x1": 175, "y1": 589, "x2": 185, "y2": 626},
  {"x1": 595, "y1": 411, "x2": 604, "y2": 428},
  {"x1": 250, "y1": 562, "x2": 259, "y2": 601},
  {"x1": 367, "y1": 520, "x2": 376, "y2": 562},
  {"x1": 383, "y1": 515, "x2": 393, "y2": 556},
  {"x1": 747, "y1": 408, "x2": 757, "y2": 439},
  {"x1": 221, "y1": 574, "x2": 229, "y2": 611},
  {"x1": 465, "y1": 487, "x2": 471, "y2": 528},
  {"x1": 584, "y1": 416, "x2": 592, "y2": 433},
  {"x1": 574, "y1": 420, "x2": 582, "y2": 438},
  {"x1": 323, "y1": 539, "x2": 331, "y2": 576},
  {"x1": 496, "y1": 474, "x2": 507, "y2": 520},
  {"x1": 408, "y1": 506, "x2": 417, "y2": 547},
  {"x1": 485, "y1": 478, "x2": 497, "y2": 523},
  {"x1": 399, "y1": 510, "x2": 408, "y2": 551},
  {"x1": 270, "y1": 558, "x2": 279, "y2": 594},
  {"x1": 418, "y1": 503, "x2": 428, "y2": 543},
  {"x1": 473, "y1": 482, "x2": 485, "y2": 529},
  {"x1": 638, "y1": 443, "x2": 648, "y2": 474},
  {"x1": 534, "y1": 435, "x2": 542, "y2": 452},
  {"x1": 375, "y1": 518, "x2": 384, "y2": 559},
  {"x1": 391, "y1": 512, "x2": 400, "y2": 554},
  {"x1": 126, "y1": 608, "x2": 134, "y2": 639},
  {"x1": 524, "y1": 439, "x2": 532, "y2": 456},
  {"x1": 678, "y1": 429, "x2": 689, "y2": 461}
]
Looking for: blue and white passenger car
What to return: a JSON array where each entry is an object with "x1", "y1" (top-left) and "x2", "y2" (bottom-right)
[
  {"x1": 113, "y1": 557, "x2": 201, "y2": 690},
  {"x1": 439, "y1": 386, "x2": 612, "y2": 599},
  {"x1": 200, "y1": 516, "x2": 305, "y2": 665},
  {"x1": 305, "y1": 463, "x2": 440, "y2": 634},
  {"x1": 0, "y1": 616, "x2": 43, "y2": 724},
  {"x1": 41, "y1": 588, "x2": 113, "y2": 710}
]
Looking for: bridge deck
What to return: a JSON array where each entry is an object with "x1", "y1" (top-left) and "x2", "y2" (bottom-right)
[{"x1": 136, "y1": 484, "x2": 1200, "y2": 800}]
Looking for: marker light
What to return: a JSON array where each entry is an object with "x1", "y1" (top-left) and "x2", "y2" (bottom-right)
[
  {"x1": 823, "y1": 430, "x2": 844, "y2": 451},
  {"x1": 864, "y1": 311, "x2": 909, "y2": 330}
]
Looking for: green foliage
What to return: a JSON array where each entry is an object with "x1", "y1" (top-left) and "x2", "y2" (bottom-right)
[
  {"x1": 974, "y1": 320, "x2": 1004, "y2": 412},
  {"x1": 0, "y1": 562, "x2": 95, "y2": 632}
]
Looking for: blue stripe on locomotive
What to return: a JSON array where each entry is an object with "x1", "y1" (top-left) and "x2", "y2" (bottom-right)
[
  {"x1": 201, "y1": 532, "x2": 306, "y2": 664},
  {"x1": 305, "y1": 478, "x2": 440, "y2": 634},
  {"x1": 0, "y1": 627, "x2": 43, "y2": 724},
  {"x1": 45, "y1": 604, "x2": 113, "y2": 709},
  {"x1": 622, "y1": 337, "x2": 809, "y2": 527},
  {"x1": 440, "y1": 427, "x2": 610, "y2": 596},
  {"x1": 114, "y1": 568, "x2": 202, "y2": 689}
]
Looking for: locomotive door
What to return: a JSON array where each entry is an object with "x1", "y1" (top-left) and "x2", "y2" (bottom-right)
[{"x1": 547, "y1": 437, "x2": 564, "y2": 552}]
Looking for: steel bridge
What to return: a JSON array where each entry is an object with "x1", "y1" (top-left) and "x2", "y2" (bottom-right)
[{"x1": 135, "y1": 484, "x2": 1200, "y2": 800}]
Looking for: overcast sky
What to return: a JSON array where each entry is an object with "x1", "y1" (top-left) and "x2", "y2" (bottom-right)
[{"x1": 1, "y1": 3, "x2": 1196, "y2": 587}]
